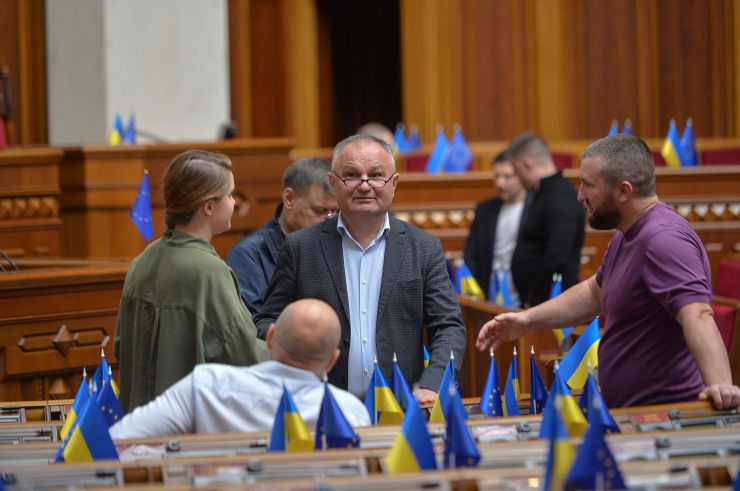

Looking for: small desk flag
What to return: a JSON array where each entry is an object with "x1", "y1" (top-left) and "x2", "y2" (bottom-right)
[
  {"x1": 443, "y1": 382, "x2": 480, "y2": 468},
  {"x1": 579, "y1": 368, "x2": 619, "y2": 433},
  {"x1": 479, "y1": 349, "x2": 503, "y2": 418},
  {"x1": 386, "y1": 393, "x2": 436, "y2": 473},
  {"x1": 539, "y1": 364, "x2": 587, "y2": 438},
  {"x1": 661, "y1": 118, "x2": 683, "y2": 168},
  {"x1": 622, "y1": 118, "x2": 633, "y2": 135},
  {"x1": 680, "y1": 118, "x2": 698, "y2": 166},
  {"x1": 503, "y1": 347, "x2": 520, "y2": 416},
  {"x1": 530, "y1": 346, "x2": 548, "y2": 415},
  {"x1": 315, "y1": 383, "x2": 360, "y2": 449},
  {"x1": 429, "y1": 352, "x2": 465, "y2": 423},
  {"x1": 443, "y1": 124, "x2": 472, "y2": 173},
  {"x1": 60, "y1": 368, "x2": 89, "y2": 441},
  {"x1": 390, "y1": 353, "x2": 414, "y2": 412},
  {"x1": 550, "y1": 274, "x2": 574, "y2": 344},
  {"x1": 607, "y1": 119, "x2": 619, "y2": 136},
  {"x1": 542, "y1": 397, "x2": 575, "y2": 491},
  {"x1": 394, "y1": 123, "x2": 408, "y2": 153},
  {"x1": 108, "y1": 113, "x2": 123, "y2": 146},
  {"x1": 269, "y1": 385, "x2": 313, "y2": 452},
  {"x1": 559, "y1": 317, "x2": 601, "y2": 390},
  {"x1": 364, "y1": 359, "x2": 403, "y2": 425},
  {"x1": 96, "y1": 376, "x2": 123, "y2": 429},
  {"x1": 131, "y1": 171, "x2": 154, "y2": 241},
  {"x1": 59, "y1": 388, "x2": 118, "y2": 463},
  {"x1": 426, "y1": 125, "x2": 450, "y2": 174}
]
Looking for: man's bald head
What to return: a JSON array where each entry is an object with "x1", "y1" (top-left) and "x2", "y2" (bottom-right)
[{"x1": 268, "y1": 299, "x2": 341, "y2": 372}]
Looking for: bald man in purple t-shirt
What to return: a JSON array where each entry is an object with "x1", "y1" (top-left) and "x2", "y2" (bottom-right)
[{"x1": 476, "y1": 134, "x2": 740, "y2": 410}]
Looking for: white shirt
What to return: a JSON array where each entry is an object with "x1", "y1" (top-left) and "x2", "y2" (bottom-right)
[
  {"x1": 109, "y1": 361, "x2": 370, "y2": 438},
  {"x1": 493, "y1": 200, "x2": 525, "y2": 307},
  {"x1": 337, "y1": 212, "x2": 390, "y2": 398}
]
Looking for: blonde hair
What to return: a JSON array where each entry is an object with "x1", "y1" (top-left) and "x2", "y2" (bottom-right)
[{"x1": 163, "y1": 150, "x2": 233, "y2": 229}]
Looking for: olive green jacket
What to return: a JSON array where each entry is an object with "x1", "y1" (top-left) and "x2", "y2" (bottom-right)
[{"x1": 114, "y1": 229, "x2": 268, "y2": 413}]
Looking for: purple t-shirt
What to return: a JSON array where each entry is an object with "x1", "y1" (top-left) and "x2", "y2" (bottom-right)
[{"x1": 596, "y1": 202, "x2": 710, "y2": 408}]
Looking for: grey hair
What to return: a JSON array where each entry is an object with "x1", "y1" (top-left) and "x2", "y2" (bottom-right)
[
  {"x1": 507, "y1": 132, "x2": 552, "y2": 166},
  {"x1": 282, "y1": 157, "x2": 333, "y2": 195},
  {"x1": 582, "y1": 134, "x2": 656, "y2": 198},
  {"x1": 331, "y1": 134, "x2": 396, "y2": 171}
]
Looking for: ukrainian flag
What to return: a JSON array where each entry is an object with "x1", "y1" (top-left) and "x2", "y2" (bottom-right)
[
  {"x1": 661, "y1": 119, "x2": 683, "y2": 167},
  {"x1": 540, "y1": 364, "x2": 587, "y2": 438},
  {"x1": 488, "y1": 270, "x2": 513, "y2": 307},
  {"x1": 423, "y1": 345, "x2": 429, "y2": 368},
  {"x1": 60, "y1": 369, "x2": 89, "y2": 441},
  {"x1": 391, "y1": 353, "x2": 414, "y2": 412},
  {"x1": 386, "y1": 394, "x2": 436, "y2": 473},
  {"x1": 542, "y1": 397, "x2": 576, "y2": 491},
  {"x1": 96, "y1": 378, "x2": 123, "y2": 429},
  {"x1": 269, "y1": 386, "x2": 313, "y2": 452},
  {"x1": 108, "y1": 113, "x2": 123, "y2": 146},
  {"x1": 559, "y1": 317, "x2": 600, "y2": 390},
  {"x1": 315, "y1": 383, "x2": 360, "y2": 449},
  {"x1": 456, "y1": 262, "x2": 485, "y2": 300},
  {"x1": 503, "y1": 348, "x2": 520, "y2": 417},
  {"x1": 364, "y1": 360, "x2": 403, "y2": 425},
  {"x1": 479, "y1": 349, "x2": 503, "y2": 418},
  {"x1": 549, "y1": 274, "x2": 573, "y2": 343},
  {"x1": 429, "y1": 353, "x2": 465, "y2": 423},
  {"x1": 60, "y1": 392, "x2": 118, "y2": 462}
]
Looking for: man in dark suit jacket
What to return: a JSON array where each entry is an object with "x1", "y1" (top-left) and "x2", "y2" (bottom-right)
[
  {"x1": 255, "y1": 135, "x2": 466, "y2": 403},
  {"x1": 508, "y1": 132, "x2": 585, "y2": 307},
  {"x1": 464, "y1": 150, "x2": 529, "y2": 304}
]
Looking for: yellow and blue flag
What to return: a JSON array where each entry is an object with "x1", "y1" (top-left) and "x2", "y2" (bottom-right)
[
  {"x1": 425, "y1": 125, "x2": 450, "y2": 174},
  {"x1": 607, "y1": 119, "x2": 619, "y2": 136},
  {"x1": 503, "y1": 348, "x2": 520, "y2": 417},
  {"x1": 60, "y1": 368, "x2": 89, "y2": 441},
  {"x1": 680, "y1": 118, "x2": 697, "y2": 166},
  {"x1": 549, "y1": 274, "x2": 574, "y2": 344},
  {"x1": 661, "y1": 118, "x2": 683, "y2": 167},
  {"x1": 443, "y1": 124, "x2": 472, "y2": 173},
  {"x1": 540, "y1": 364, "x2": 587, "y2": 438},
  {"x1": 542, "y1": 397, "x2": 576, "y2": 491},
  {"x1": 364, "y1": 360, "x2": 403, "y2": 425},
  {"x1": 386, "y1": 393, "x2": 436, "y2": 473},
  {"x1": 530, "y1": 346, "x2": 548, "y2": 415},
  {"x1": 108, "y1": 113, "x2": 123, "y2": 145},
  {"x1": 106, "y1": 366, "x2": 120, "y2": 399},
  {"x1": 423, "y1": 345, "x2": 429, "y2": 368},
  {"x1": 579, "y1": 369, "x2": 619, "y2": 434},
  {"x1": 479, "y1": 349, "x2": 503, "y2": 418},
  {"x1": 131, "y1": 171, "x2": 154, "y2": 241},
  {"x1": 315, "y1": 383, "x2": 360, "y2": 449},
  {"x1": 429, "y1": 353, "x2": 465, "y2": 423},
  {"x1": 443, "y1": 381, "x2": 480, "y2": 468},
  {"x1": 390, "y1": 353, "x2": 414, "y2": 412},
  {"x1": 559, "y1": 317, "x2": 600, "y2": 390},
  {"x1": 59, "y1": 389, "x2": 118, "y2": 463},
  {"x1": 455, "y1": 262, "x2": 485, "y2": 300},
  {"x1": 565, "y1": 396, "x2": 626, "y2": 490},
  {"x1": 96, "y1": 378, "x2": 123, "y2": 429},
  {"x1": 488, "y1": 270, "x2": 513, "y2": 307},
  {"x1": 269, "y1": 385, "x2": 313, "y2": 452}
]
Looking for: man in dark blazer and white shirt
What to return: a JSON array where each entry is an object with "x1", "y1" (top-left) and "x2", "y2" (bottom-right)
[
  {"x1": 464, "y1": 150, "x2": 529, "y2": 305},
  {"x1": 255, "y1": 134, "x2": 466, "y2": 403}
]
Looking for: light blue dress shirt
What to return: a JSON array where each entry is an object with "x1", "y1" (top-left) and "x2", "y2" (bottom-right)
[{"x1": 337, "y1": 212, "x2": 391, "y2": 398}]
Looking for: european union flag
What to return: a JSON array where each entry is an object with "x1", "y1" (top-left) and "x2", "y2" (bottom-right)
[
  {"x1": 540, "y1": 364, "x2": 587, "y2": 438},
  {"x1": 479, "y1": 349, "x2": 503, "y2": 418},
  {"x1": 607, "y1": 119, "x2": 619, "y2": 136},
  {"x1": 429, "y1": 353, "x2": 465, "y2": 423},
  {"x1": 559, "y1": 317, "x2": 600, "y2": 390},
  {"x1": 443, "y1": 382, "x2": 480, "y2": 468},
  {"x1": 390, "y1": 353, "x2": 414, "y2": 412},
  {"x1": 394, "y1": 123, "x2": 408, "y2": 153},
  {"x1": 131, "y1": 171, "x2": 154, "y2": 241},
  {"x1": 269, "y1": 385, "x2": 313, "y2": 452},
  {"x1": 365, "y1": 360, "x2": 403, "y2": 425},
  {"x1": 661, "y1": 118, "x2": 683, "y2": 167},
  {"x1": 408, "y1": 124, "x2": 422, "y2": 150},
  {"x1": 622, "y1": 118, "x2": 633, "y2": 135},
  {"x1": 530, "y1": 346, "x2": 547, "y2": 415},
  {"x1": 488, "y1": 269, "x2": 513, "y2": 307},
  {"x1": 60, "y1": 390, "x2": 118, "y2": 462},
  {"x1": 542, "y1": 397, "x2": 575, "y2": 491},
  {"x1": 680, "y1": 118, "x2": 698, "y2": 166},
  {"x1": 425, "y1": 125, "x2": 449, "y2": 174},
  {"x1": 60, "y1": 368, "x2": 89, "y2": 441},
  {"x1": 123, "y1": 114, "x2": 136, "y2": 144},
  {"x1": 108, "y1": 113, "x2": 123, "y2": 145},
  {"x1": 455, "y1": 262, "x2": 485, "y2": 300},
  {"x1": 550, "y1": 274, "x2": 573, "y2": 343},
  {"x1": 386, "y1": 394, "x2": 436, "y2": 473},
  {"x1": 443, "y1": 124, "x2": 472, "y2": 173},
  {"x1": 91, "y1": 349, "x2": 110, "y2": 396},
  {"x1": 579, "y1": 370, "x2": 619, "y2": 433},
  {"x1": 315, "y1": 383, "x2": 360, "y2": 449},
  {"x1": 565, "y1": 396, "x2": 626, "y2": 490},
  {"x1": 503, "y1": 348, "x2": 520, "y2": 416},
  {"x1": 96, "y1": 378, "x2": 123, "y2": 429},
  {"x1": 734, "y1": 467, "x2": 740, "y2": 491}
]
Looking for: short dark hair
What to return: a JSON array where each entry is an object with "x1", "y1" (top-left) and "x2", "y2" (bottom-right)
[
  {"x1": 492, "y1": 149, "x2": 510, "y2": 164},
  {"x1": 332, "y1": 134, "x2": 395, "y2": 171},
  {"x1": 508, "y1": 132, "x2": 551, "y2": 165},
  {"x1": 282, "y1": 157, "x2": 332, "y2": 196},
  {"x1": 582, "y1": 134, "x2": 656, "y2": 198}
]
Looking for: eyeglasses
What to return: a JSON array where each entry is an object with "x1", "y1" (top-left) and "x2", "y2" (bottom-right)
[{"x1": 333, "y1": 172, "x2": 396, "y2": 189}]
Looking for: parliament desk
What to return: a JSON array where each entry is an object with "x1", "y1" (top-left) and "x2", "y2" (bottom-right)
[{"x1": 0, "y1": 258, "x2": 127, "y2": 401}]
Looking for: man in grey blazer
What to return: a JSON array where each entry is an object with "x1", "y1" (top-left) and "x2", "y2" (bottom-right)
[{"x1": 255, "y1": 134, "x2": 466, "y2": 403}]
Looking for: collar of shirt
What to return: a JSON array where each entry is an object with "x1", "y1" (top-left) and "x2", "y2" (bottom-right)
[{"x1": 336, "y1": 212, "x2": 391, "y2": 250}]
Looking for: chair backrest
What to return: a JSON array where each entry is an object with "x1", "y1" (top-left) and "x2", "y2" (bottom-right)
[{"x1": 715, "y1": 257, "x2": 740, "y2": 300}]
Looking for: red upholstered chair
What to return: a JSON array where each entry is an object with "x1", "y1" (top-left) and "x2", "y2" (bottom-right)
[
  {"x1": 711, "y1": 256, "x2": 740, "y2": 384},
  {"x1": 715, "y1": 257, "x2": 740, "y2": 300},
  {"x1": 700, "y1": 148, "x2": 740, "y2": 165}
]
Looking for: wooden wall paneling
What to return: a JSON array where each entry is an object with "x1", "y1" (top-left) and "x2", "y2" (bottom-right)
[
  {"x1": 400, "y1": 0, "x2": 465, "y2": 143},
  {"x1": 250, "y1": 0, "x2": 289, "y2": 137},
  {"x1": 228, "y1": 0, "x2": 253, "y2": 138},
  {"x1": 285, "y1": 0, "x2": 320, "y2": 148},
  {"x1": 735, "y1": 0, "x2": 740, "y2": 136},
  {"x1": 635, "y1": 0, "x2": 661, "y2": 138}
]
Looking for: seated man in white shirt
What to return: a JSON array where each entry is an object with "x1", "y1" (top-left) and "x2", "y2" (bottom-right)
[{"x1": 110, "y1": 299, "x2": 370, "y2": 438}]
